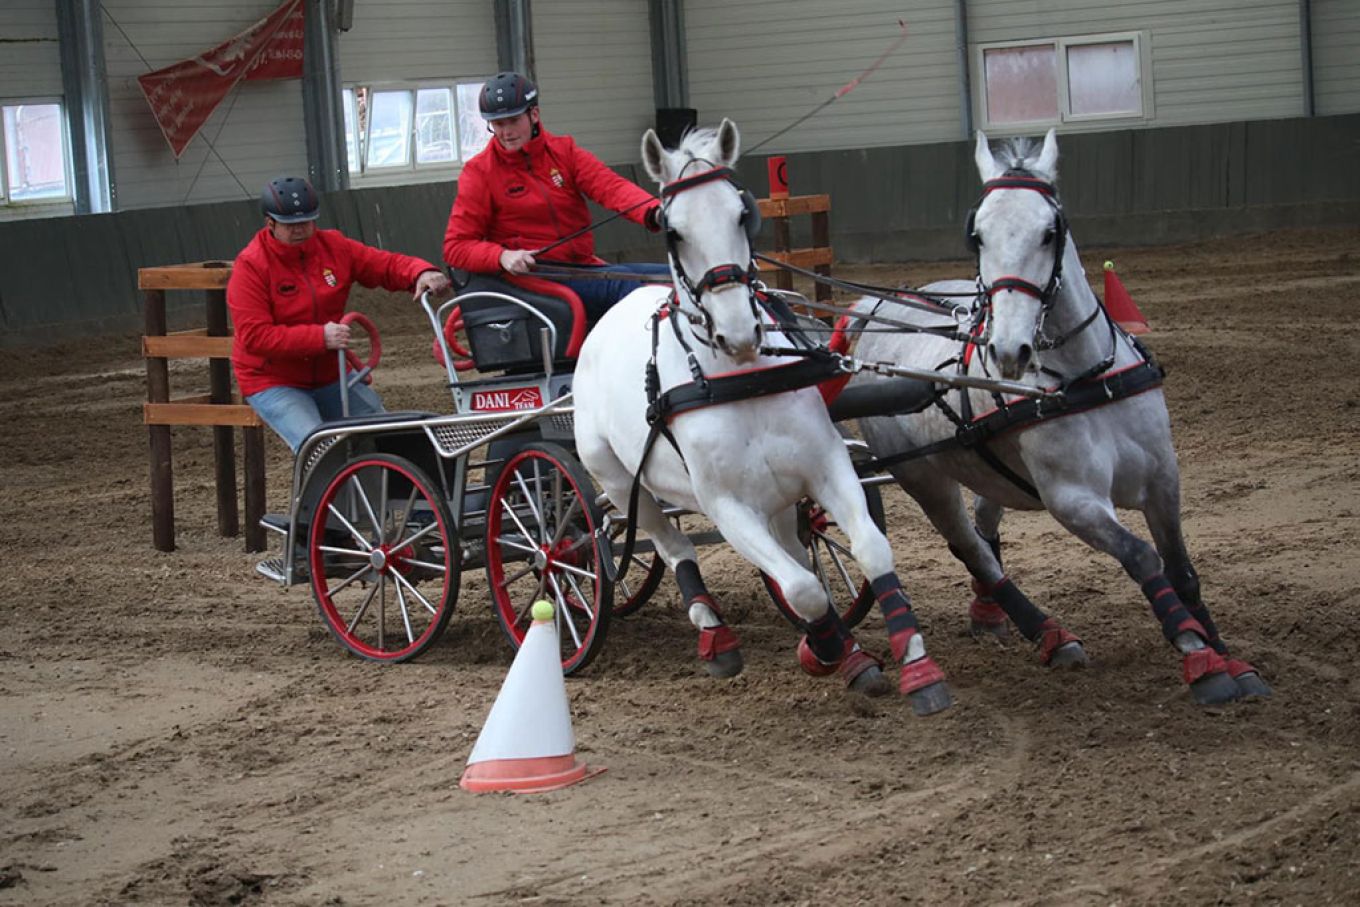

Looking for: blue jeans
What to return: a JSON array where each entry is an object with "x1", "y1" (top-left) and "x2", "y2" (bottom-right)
[
  {"x1": 246, "y1": 379, "x2": 385, "y2": 453},
  {"x1": 554, "y1": 262, "x2": 672, "y2": 322}
]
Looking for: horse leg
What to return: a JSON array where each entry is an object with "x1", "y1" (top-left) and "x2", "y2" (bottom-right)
[
  {"x1": 769, "y1": 507, "x2": 889, "y2": 696},
  {"x1": 813, "y1": 473, "x2": 952, "y2": 714},
  {"x1": 1045, "y1": 490, "x2": 1240, "y2": 705},
  {"x1": 966, "y1": 495, "x2": 1010, "y2": 638},
  {"x1": 584, "y1": 445, "x2": 744, "y2": 678},
  {"x1": 710, "y1": 497, "x2": 893, "y2": 697},
  {"x1": 1144, "y1": 489, "x2": 1271, "y2": 699}
]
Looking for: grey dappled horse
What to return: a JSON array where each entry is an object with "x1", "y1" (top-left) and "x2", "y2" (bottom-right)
[{"x1": 847, "y1": 129, "x2": 1270, "y2": 705}]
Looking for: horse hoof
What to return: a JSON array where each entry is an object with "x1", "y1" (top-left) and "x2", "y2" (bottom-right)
[
  {"x1": 848, "y1": 664, "x2": 892, "y2": 698},
  {"x1": 1047, "y1": 640, "x2": 1089, "y2": 670},
  {"x1": 705, "y1": 649, "x2": 744, "y2": 679},
  {"x1": 968, "y1": 597, "x2": 1010, "y2": 639},
  {"x1": 909, "y1": 681, "x2": 954, "y2": 716},
  {"x1": 1233, "y1": 671, "x2": 1273, "y2": 699},
  {"x1": 970, "y1": 619, "x2": 1011, "y2": 640},
  {"x1": 1190, "y1": 669, "x2": 1241, "y2": 706}
]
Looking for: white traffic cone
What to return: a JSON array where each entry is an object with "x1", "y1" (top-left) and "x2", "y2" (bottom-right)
[{"x1": 459, "y1": 601, "x2": 603, "y2": 793}]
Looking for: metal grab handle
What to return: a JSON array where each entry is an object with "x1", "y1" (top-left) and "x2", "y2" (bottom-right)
[{"x1": 336, "y1": 312, "x2": 382, "y2": 417}]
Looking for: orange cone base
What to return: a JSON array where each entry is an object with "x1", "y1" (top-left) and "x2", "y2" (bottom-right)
[{"x1": 459, "y1": 753, "x2": 605, "y2": 794}]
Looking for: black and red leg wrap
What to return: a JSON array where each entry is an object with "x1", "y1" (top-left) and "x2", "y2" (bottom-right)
[
  {"x1": 968, "y1": 579, "x2": 1008, "y2": 628},
  {"x1": 982, "y1": 575, "x2": 1049, "y2": 641},
  {"x1": 1142, "y1": 574, "x2": 1208, "y2": 646},
  {"x1": 692, "y1": 594, "x2": 741, "y2": 660},
  {"x1": 1183, "y1": 602, "x2": 1229, "y2": 656},
  {"x1": 872, "y1": 573, "x2": 920, "y2": 663},
  {"x1": 804, "y1": 609, "x2": 851, "y2": 665}
]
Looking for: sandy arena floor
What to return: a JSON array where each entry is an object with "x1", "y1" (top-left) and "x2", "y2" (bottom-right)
[{"x1": 1, "y1": 227, "x2": 1358, "y2": 905}]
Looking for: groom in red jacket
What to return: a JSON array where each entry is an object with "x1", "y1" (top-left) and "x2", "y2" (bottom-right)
[
  {"x1": 443, "y1": 72, "x2": 669, "y2": 321},
  {"x1": 228, "y1": 176, "x2": 450, "y2": 451}
]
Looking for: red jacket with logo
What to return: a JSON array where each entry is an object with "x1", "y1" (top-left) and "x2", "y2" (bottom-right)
[
  {"x1": 228, "y1": 227, "x2": 434, "y2": 396},
  {"x1": 443, "y1": 125, "x2": 660, "y2": 272}
]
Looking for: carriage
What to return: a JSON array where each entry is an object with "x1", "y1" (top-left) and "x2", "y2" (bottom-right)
[{"x1": 250, "y1": 270, "x2": 903, "y2": 674}]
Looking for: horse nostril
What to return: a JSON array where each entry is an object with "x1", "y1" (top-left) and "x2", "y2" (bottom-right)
[
  {"x1": 714, "y1": 334, "x2": 727, "y2": 350},
  {"x1": 1017, "y1": 344, "x2": 1033, "y2": 370}
]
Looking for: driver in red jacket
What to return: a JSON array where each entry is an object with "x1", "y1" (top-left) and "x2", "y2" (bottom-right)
[
  {"x1": 229, "y1": 176, "x2": 451, "y2": 451},
  {"x1": 443, "y1": 72, "x2": 670, "y2": 321}
]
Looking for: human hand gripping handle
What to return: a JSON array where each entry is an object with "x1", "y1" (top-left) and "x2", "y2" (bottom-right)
[
  {"x1": 323, "y1": 321, "x2": 351, "y2": 350},
  {"x1": 413, "y1": 269, "x2": 452, "y2": 299},
  {"x1": 499, "y1": 248, "x2": 537, "y2": 275}
]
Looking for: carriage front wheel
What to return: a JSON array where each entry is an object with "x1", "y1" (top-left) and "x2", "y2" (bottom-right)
[
  {"x1": 762, "y1": 484, "x2": 886, "y2": 630},
  {"x1": 485, "y1": 442, "x2": 613, "y2": 675},
  {"x1": 310, "y1": 453, "x2": 461, "y2": 662}
]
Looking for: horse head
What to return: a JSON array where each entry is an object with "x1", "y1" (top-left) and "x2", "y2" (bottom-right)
[
  {"x1": 642, "y1": 118, "x2": 764, "y2": 363},
  {"x1": 968, "y1": 128, "x2": 1066, "y2": 380}
]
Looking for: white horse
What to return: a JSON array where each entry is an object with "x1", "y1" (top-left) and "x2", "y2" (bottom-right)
[
  {"x1": 573, "y1": 120, "x2": 951, "y2": 714},
  {"x1": 847, "y1": 129, "x2": 1270, "y2": 705}
]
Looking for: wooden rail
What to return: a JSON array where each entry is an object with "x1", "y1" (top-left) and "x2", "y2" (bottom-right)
[
  {"x1": 754, "y1": 193, "x2": 833, "y2": 302},
  {"x1": 141, "y1": 261, "x2": 265, "y2": 553}
]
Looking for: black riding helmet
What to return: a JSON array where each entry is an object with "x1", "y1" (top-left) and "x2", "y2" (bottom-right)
[
  {"x1": 261, "y1": 176, "x2": 320, "y2": 223},
  {"x1": 479, "y1": 71, "x2": 538, "y2": 121}
]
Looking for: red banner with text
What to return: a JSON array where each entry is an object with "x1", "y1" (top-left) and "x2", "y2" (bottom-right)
[{"x1": 137, "y1": 0, "x2": 305, "y2": 158}]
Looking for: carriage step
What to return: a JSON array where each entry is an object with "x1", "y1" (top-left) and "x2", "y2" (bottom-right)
[
  {"x1": 255, "y1": 557, "x2": 288, "y2": 583},
  {"x1": 261, "y1": 513, "x2": 288, "y2": 535}
]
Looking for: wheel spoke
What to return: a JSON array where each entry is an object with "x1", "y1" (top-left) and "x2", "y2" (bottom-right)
[
  {"x1": 348, "y1": 471, "x2": 383, "y2": 545},
  {"x1": 392, "y1": 576, "x2": 416, "y2": 643},
  {"x1": 400, "y1": 557, "x2": 446, "y2": 573},
  {"x1": 563, "y1": 572, "x2": 596, "y2": 626},
  {"x1": 495, "y1": 559, "x2": 538, "y2": 586},
  {"x1": 319, "y1": 544, "x2": 368, "y2": 560},
  {"x1": 325, "y1": 563, "x2": 375, "y2": 599},
  {"x1": 325, "y1": 501, "x2": 375, "y2": 552},
  {"x1": 815, "y1": 537, "x2": 860, "y2": 600},
  {"x1": 345, "y1": 576, "x2": 382, "y2": 634},
  {"x1": 391, "y1": 484, "x2": 418, "y2": 549},
  {"x1": 490, "y1": 533, "x2": 539, "y2": 557},
  {"x1": 498, "y1": 494, "x2": 538, "y2": 549},
  {"x1": 391, "y1": 568, "x2": 439, "y2": 616},
  {"x1": 549, "y1": 573, "x2": 585, "y2": 649},
  {"x1": 512, "y1": 467, "x2": 546, "y2": 539},
  {"x1": 547, "y1": 494, "x2": 583, "y2": 548},
  {"x1": 553, "y1": 560, "x2": 599, "y2": 582}
]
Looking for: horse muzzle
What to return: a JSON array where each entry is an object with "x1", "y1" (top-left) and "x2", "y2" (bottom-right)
[{"x1": 987, "y1": 340, "x2": 1034, "y2": 381}]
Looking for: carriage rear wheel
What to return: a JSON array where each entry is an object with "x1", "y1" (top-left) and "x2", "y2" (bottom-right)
[
  {"x1": 485, "y1": 442, "x2": 613, "y2": 675},
  {"x1": 310, "y1": 453, "x2": 460, "y2": 662},
  {"x1": 608, "y1": 520, "x2": 667, "y2": 618},
  {"x1": 762, "y1": 484, "x2": 886, "y2": 630}
]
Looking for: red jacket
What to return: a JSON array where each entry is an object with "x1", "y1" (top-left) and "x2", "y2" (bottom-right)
[
  {"x1": 444, "y1": 125, "x2": 660, "y2": 272},
  {"x1": 228, "y1": 227, "x2": 434, "y2": 396}
]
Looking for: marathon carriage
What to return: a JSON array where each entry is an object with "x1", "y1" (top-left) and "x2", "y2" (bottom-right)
[{"x1": 252, "y1": 269, "x2": 925, "y2": 675}]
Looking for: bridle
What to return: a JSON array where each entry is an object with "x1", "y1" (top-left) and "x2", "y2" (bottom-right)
[
  {"x1": 965, "y1": 169, "x2": 1113, "y2": 385},
  {"x1": 657, "y1": 161, "x2": 764, "y2": 352}
]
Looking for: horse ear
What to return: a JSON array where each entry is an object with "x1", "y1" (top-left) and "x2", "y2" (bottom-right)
[
  {"x1": 715, "y1": 118, "x2": 741, "y2": 167},
  {"x1": 974, "y1": 129, "x2": 1002, "y2": 182},
  {"x1": 641, "y1": 129, "x2": 667, "y2": 184},
  {"x1": 1036, "y1": 127, "x2": 1060, "y2": 181}
]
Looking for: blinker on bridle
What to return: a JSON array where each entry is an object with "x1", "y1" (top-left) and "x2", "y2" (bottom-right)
[{"x1": 658, "y1": 163, "x2": 763, "y2": 349}]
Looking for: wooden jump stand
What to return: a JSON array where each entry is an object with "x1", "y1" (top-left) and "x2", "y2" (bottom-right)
[
  {"x1": 141, "y1": 261, "x2": 266, "y2": 553},
  {"x1": 753, "y1": 155, "x2": 833, "y2": 303}
]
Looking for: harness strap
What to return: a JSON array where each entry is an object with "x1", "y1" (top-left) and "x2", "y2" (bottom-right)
[
  {"x1": 649, "y1": 354, "x2": 846, "y2": 424},
  {"x1": 856, "y1": 359, "x2": 1167, "y2": 486}
]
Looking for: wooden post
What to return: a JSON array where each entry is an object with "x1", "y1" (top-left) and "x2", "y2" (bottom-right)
[
  {"x1": 811, "y1": 210, "x2": 832, "y2": 303},
  {"x1": 139, "y1": 261, "x2": 267, "y2": 552},
  {"x1": 243, "y1": 426, "x2": 267, "y2": 552},
  {"x1": 205, "y1": 285, "x2": 239, "y2": 537},
  {"x1": 144, "y1": 288, "x2": 175, "y2": 552}
]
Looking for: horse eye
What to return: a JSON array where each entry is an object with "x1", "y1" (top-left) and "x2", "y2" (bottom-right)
[{"x1": 1042, "y1": 228, "x2": 1056, "y2": 246}]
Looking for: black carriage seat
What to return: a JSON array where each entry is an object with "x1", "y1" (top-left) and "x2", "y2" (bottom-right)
[{"x1": 449, "y1": 270, "x2": 587, "y2": 374}]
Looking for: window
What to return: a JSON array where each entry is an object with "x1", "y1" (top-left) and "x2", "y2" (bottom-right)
[
  {"x1": 343, "y1": 80, "x2": 492, "y2": 176},
  {"x1": 1, "y1": 99, "x2": 72, "y2": 205},
  {"x1": 977, "y1": 32, "x2": 1149, "y2": 130}
]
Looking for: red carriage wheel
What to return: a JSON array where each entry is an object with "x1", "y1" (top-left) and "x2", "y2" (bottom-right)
[
  {"x1": 485, "y1": 443, "x2": 613, "y2": 674},
  {"x1": 310, "y1": 454, "x2": 459, "y2": 662}
]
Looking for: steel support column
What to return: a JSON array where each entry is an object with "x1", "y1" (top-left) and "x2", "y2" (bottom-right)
[
  {"x1": 954, "y1": 0, "x2": 973, "y2": 139},
  {"x1": 649, "y1": 0, "x2": 687, "y2": 109},
  {"x1": 55, "y1": 0, "x2": 115, "y2": 213},
  {"x1": 494, "y1": 0, "x2": 534, "y2": 79},
  {"x1": 303, "y1": 0, "x2": 348, "y2": 191}
]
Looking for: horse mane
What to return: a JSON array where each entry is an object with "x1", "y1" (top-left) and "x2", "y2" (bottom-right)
[
  {"x1": 676, "y1": 125, "x2": 722, "y2": 159},
  {"x1": 998, "y1": 136, "x2": 1056, "y2": 182}
]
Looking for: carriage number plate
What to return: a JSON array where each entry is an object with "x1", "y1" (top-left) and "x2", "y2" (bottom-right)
[{"x1": 470, "y1": 386, "x2": 544, "y2": 412}]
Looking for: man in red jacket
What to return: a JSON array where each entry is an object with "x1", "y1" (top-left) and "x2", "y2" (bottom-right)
[
  {"x1": 229, "y1": 176, "x2": 451, "y2": 451},
  {"x1": 443, "y1": 72, "x2": 669, "y2": 321}
]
